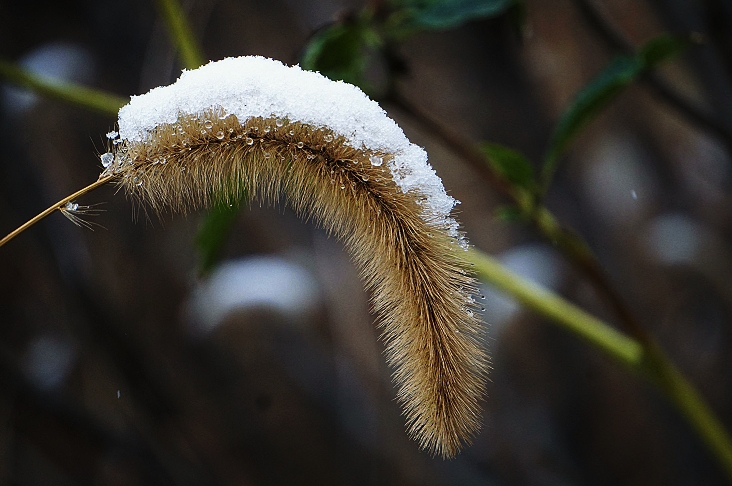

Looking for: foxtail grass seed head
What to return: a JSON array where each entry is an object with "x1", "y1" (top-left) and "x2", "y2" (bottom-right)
[{"x1": 103, "y1": 56, "x2": 488, "y2": 457}]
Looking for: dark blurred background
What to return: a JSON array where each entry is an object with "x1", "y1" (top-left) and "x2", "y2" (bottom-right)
[{"x1": 1, "y1": 0, "x2": 732, "y2": 484}]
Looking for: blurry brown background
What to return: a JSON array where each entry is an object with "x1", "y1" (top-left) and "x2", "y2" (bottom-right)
[{"x1": 1, "y1": 0, "x2": 732, "y2": 484}]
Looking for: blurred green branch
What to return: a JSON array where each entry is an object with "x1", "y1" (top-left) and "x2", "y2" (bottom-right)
[
  {"x1": 469, "y1": 248, "x2": 732, "y2": 479},
  {"x1": 0, "y1": 58, "x2": 126, "y2": 116}
]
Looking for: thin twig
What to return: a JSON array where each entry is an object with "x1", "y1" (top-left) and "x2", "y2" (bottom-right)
[{"x1": 0, "y1": 176, "x2": 113, "y2": 248}]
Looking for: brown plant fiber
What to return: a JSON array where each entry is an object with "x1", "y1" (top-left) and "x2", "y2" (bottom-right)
[{"x1": 109, "y1": 111, "x2": 488, "y2": 457}]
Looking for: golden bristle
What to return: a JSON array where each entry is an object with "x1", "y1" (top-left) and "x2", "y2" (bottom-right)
[{"x1": 107, "y1": 110, "x2": 489, "y2": 457}]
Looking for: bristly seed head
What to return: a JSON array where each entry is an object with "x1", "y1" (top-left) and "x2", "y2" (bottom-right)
[{"x1": 106, "y1": 56, "x2": 490, "y2": 457}]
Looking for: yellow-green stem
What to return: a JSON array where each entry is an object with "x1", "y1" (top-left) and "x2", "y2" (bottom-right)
[
  {"x1": 0, "y1": 59, "x2": 126, "y2": 116},
  {"x1": 468, "y1": 248, "x2": 732, "y2": 481},
  {"x1": 643, "y1": 342, "x2": 732, "y2": 480},
  {"x1": 468, "y1": 248, "x2": 642, "y2": 365}
]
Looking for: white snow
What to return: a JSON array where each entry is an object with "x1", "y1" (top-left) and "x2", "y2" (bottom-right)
[{"x1": 117, "y1": 56, "x2": 463, "y2": 240}]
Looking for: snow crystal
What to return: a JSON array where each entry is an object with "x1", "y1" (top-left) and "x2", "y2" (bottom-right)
[
  {"x1": 100, "y1": 152, "x2": 114, "y2": 167},
  {"x1": 117, "y1": 56, "x2": 462, "y2": 237}
]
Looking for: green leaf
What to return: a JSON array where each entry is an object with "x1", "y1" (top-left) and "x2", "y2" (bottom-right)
[
  {"x1": 196, "y1": 201, "x2": 242, "y2": 275},
  {"x1": 495, "y1": 205, "x2": 524, "y2": 222},
  {"x1": 301, "y1": 21, "x2": 377, "y2": 88},
  {"x1": 542, "y1": 34, "x2": 693, "y2": 190},
  {"x1": 480, "y1": 142, "x2": 535, "y2": 189},
  {"x1": 640, "y1": 34, "x2": 692, "y2": 66},
  {"x1": 391, "y1": 0, "x2": 517, "y2": 31}
]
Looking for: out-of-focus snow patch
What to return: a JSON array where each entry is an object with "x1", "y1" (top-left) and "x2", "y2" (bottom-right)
[
  {"x1": 581, "y1": 135, "x2": 657, "y2": 228},
  {"x1": 189, "y1": 255, "x2": 322, "y2": 335},
  {"x1": 644, "y1": 213, "x2": 707, "y2": 266},
  {"x1": 22, "y1": 335, "x2": 76, "y2": 392}
]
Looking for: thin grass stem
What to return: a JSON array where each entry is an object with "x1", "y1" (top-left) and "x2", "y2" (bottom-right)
[
  {"x1": 155, "y1": 0, "x2": 206, "y2": 70},
  {"x1": 468, "y1": 248, "x2": 642, "y2": 365},
  {"x1": 0, "y1": 176, "x2": 113, "y2": 248}
]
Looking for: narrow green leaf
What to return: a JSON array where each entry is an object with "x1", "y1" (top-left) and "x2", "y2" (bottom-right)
[
  {"x1": 640, "y1": 34, "x2": 692, "y2": 66},
  {"x1": 196, "y1": 201, "x2": 242, "y2": 274},
  {"x1": 542, "y1": 34, "x2": 693, "y2": 190},
  {"x1": 480, "y1": 142, "x2": 535, "y2": 189},
  {"x1": 391, "y1": 0, "x2": 516, "y2": 31}
]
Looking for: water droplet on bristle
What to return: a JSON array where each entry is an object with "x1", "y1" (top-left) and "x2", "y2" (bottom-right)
[
  {"x1": 369, "y1": 155, "x2": 383, "y2": 166},
  {"x1": 100, "y1": 152, "x2": 114, "y2": 168},
  {"x1": 297, "y1": 142, "x2": 304, "y2": 148},
  {"x1": 324, "y1": 134, "x2": 333, "y2": 142},
  {"x1": 245, "y1": 137, "x2": 254, "y2": 145},
  {"x1": 275, "y1": 118, "x2": 284, "y2": 127},
  {"x1": 289, "y1": 129, "x2": 295, "y2": 136},
  {"x1": 264, "y1": 152, "x2": 270, "y2": 159},
  {"x1": 264, "y1": 126, "x2": 271, "y2": 133},
  {"x1": 204, "y1": 120, "x2": 213, "y2": 129},
  {"x1": 216, "y1": 131, "x2": 225, "y2": 140}
]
